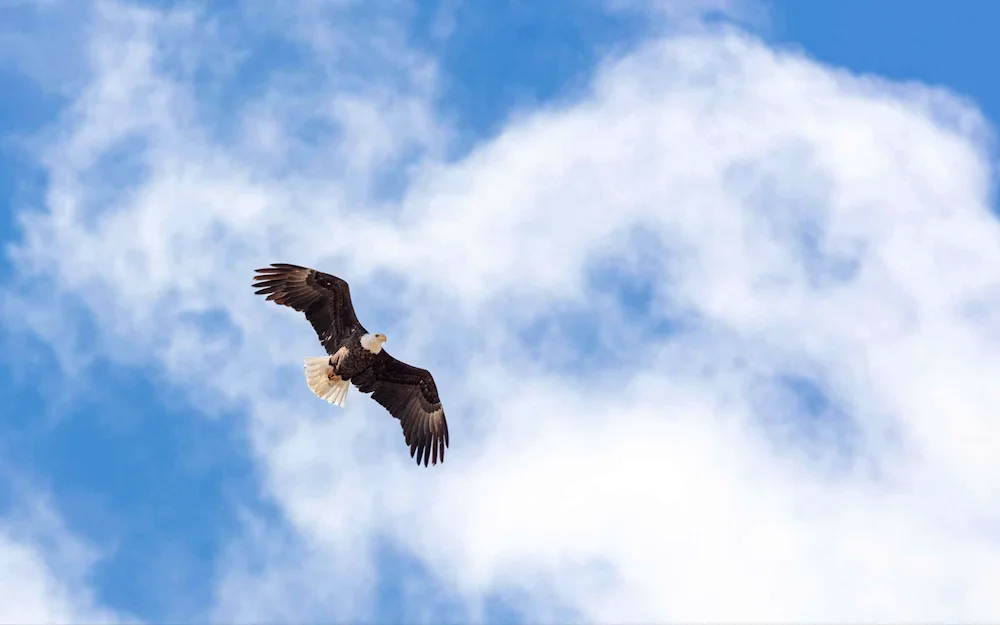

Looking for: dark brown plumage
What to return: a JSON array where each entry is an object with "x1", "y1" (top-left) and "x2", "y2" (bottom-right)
[{"x1": 252, "y1": 263, "x2": 449, "y2": 466}]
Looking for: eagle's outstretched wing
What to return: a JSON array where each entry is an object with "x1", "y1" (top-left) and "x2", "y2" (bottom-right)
[
  {"x1": 252, "y1": 263, "x2": 363, "y2": 353},
  {"x1": 351, "y1": 352, "x2": 449, "y2": 466}
]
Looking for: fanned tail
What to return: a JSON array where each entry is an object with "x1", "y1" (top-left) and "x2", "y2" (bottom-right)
[{"x1": 304, "y1": 357, "x2": 349, "y2": 407}]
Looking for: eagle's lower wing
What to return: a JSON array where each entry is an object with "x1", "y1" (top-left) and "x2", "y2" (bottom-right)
[
  {"x1": 350, "y1": 352, "x2": 449, "y2": 467},
  {"x1": 252, "y1": 263, "x2": 363, "y2": 353}
]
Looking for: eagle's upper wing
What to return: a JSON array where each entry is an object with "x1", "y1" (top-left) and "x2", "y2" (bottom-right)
[
  {"x1": 252, "y1": 263, "x2": 363, "y2": 353},
  {"x1": 350, "y1": 352, "x2": 449, "y2": 467}
]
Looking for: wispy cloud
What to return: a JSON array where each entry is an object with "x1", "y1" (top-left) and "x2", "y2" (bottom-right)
[
  {"x1": 0, "y1": 482, "x2": 132, "y2": 624},
  {"x1": 4, "y1": 0, "x2": 1000, "y2": 622}
]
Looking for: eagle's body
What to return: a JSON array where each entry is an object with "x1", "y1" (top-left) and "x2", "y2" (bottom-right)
[
  {"x1": 252, "y1": 263, "x2": 449, "y2": 466},
  {"x1": 332, "y1": 329, "x2": 385, "y2": 379}
]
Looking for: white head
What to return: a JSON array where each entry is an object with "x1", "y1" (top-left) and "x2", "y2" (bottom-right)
[{"x1": 360, "y1": 332, "x2": 387, "y2": 354}]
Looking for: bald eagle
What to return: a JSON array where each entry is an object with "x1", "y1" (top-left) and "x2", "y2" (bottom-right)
[{"x1": 252, "y1": 263, "x2": 449, "y2": 466}]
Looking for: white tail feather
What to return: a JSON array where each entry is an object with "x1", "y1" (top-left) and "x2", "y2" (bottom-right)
[{"x1": 304, "y1": 356, "x2": 349, "y2": 407}]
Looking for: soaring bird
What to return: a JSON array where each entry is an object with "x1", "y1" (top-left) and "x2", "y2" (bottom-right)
[{"x1": 252, "y1": 263, "x2": 449, "y2": 466}]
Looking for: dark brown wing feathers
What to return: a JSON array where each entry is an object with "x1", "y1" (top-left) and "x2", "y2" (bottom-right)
[
  {"x1": 252, "y1": 263, "x2": 363, "y2": 353},
  {"x1": 350, "y1": 352, "x2": 450, "y2": 467}
]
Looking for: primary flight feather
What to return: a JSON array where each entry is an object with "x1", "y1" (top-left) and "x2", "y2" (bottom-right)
[{"x1": 252, "y1": 263, "x2": 449, "y2": 466}]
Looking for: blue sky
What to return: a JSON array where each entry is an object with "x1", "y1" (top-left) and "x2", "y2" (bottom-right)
[
  {"x1": 773, "y1": 0, "x2": 1000, "y2": 125},
  {"x1": 2, "y1": 1, "x2": 1000, "y2": 622}
]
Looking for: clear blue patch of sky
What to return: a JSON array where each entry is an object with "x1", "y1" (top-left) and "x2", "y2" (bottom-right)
[
  {"x1": 416, "y1": 1, "x2": 644, "y2": 154},
  {"x1": 0, "y1": 334, "x2": 270, "y2": 621},
  {"x1": 770, "y1": 0, "x2": 1000, "y2": 130},
  {"x1": 0, "y1": 276, "x2": 268, "y2": 622}
]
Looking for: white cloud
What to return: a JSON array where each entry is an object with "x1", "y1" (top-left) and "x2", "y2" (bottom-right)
[{"x1": 6, "y1": 0, "x2": 1000, "y2": 622}]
